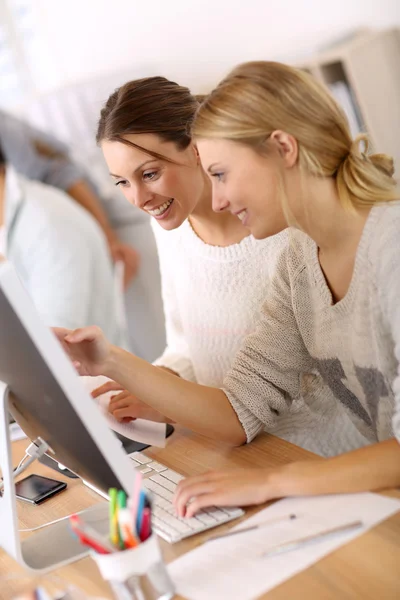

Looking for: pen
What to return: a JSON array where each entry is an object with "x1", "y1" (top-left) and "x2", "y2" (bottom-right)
[
  {"x1": 109, "y1": 488, "x2": 119, "y2": 547},
  {"x1": 118, "y1": 507, "x2": 138, "y2": 548},
  {"x1": 129, "y1": 472, "x2": 143, "y2": 538},
  {"x1": 207, "y1": 513, "x2": 297, "y2": 542},
  {"x1": 117, "y1": 490, "x2": 127, "y2": 549},
  {"x1": 140, "y1": 507, "x2": 152, "y2": 542},
  {"x1": 260, "y1": 519, "x2": 363, "y2": 558},
  {"x1": 136, "y1": 489, "x2": 146, "y2": 537}
]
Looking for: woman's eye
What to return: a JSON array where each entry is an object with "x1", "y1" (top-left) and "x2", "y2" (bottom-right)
[
  {"x1": 211, "y1": 172, "x2": 224, "y2": 182},
  {"x1": 114, "y1": 180, "x2": 128, "y2": 187},
  {"x1": 143, "y1": 170, "x2": 159, "y2": 182}
]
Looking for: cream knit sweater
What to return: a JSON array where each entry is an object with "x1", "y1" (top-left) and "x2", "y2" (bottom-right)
[
  {"x1": 152, "y1": 218, "x2": 371, "y2": 456},
  {"x1": 152, "y1": 219, "x2": 288, "y2": 386},
  {"x1": 224, "y1": 203, "x2": 400, "y2": 454}
]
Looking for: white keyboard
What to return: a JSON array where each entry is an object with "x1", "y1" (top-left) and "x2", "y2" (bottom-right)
[{"x1": 128, "y1": 452, "x2": 244, "y2": 544}]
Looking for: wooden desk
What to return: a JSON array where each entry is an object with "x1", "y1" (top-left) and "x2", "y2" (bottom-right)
[{"x1": 1, "y1": 427, "x2": 399, "y2": 600}]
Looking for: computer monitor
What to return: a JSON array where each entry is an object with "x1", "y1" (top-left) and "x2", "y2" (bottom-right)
[{"x1": 0, "y1": 259, "x2": 139, "y2": 571}]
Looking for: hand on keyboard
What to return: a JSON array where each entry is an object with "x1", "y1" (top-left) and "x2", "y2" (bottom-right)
[
  {"x1": 173, "y1": 467, "x2": 271, "y2": 519},
  {"x1": 128, "y1": 452, "x2": 244, "y2": 544}
]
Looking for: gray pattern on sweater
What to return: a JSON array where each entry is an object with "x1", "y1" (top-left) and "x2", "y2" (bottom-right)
[{"x1": 223, "y1": 202, "x2": 400, "y2": 455}]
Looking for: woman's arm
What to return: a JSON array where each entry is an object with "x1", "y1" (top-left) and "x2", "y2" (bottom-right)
[
  {"x1": 67, "y1": 180, "x2": 140, "y2": 288},
  {"x1": 107, "y1": 346, "x2": 246, "y2": 445},
  {"x1": 174, "y1": 438, "x2": 400, "y2": 517},
  {"x1": 56, "y1": 242, "x2": 313, "y2": 445}
]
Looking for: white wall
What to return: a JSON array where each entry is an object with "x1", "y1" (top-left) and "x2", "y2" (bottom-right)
[{"x1": 32, "y1": 0, "x2": 400, "y2": 93}]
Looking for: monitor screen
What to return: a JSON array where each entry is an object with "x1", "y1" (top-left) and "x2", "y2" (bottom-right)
[{"x1": 0, "y1": 261, "x2": 136, "y2": 494}]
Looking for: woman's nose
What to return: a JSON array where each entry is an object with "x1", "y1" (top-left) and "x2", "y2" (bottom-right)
[{"x1": 212, "y1": 190, "x2": 230, "y2": 213}]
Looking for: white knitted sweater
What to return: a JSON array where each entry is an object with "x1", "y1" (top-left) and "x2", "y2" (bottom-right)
[
  {"x1": 223, "y1": 203, "x2": 400, "y2": 454},
  {"x1": 152, "y1": 219, "x2": 288, "y2": 386}
]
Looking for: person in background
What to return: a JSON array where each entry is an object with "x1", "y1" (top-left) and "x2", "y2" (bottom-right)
[
  {"x1": 54, "y1": 61, "x2": 400, "y2": 512},
  {"x1": 0, "y1": 109, "x2": 139, "y2": 290},
  {"x1": 0, "y1": 108, "x2": 167, "y2": 362},
  {"x1": 0, "y1": 141, "x2": 125, "y2": 345}
]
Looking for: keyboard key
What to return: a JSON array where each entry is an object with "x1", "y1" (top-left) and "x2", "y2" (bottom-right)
[
  {"x1": 150, "y1": 474, "x2": 177, "y2": 493},
  {"x1": 129, "y1": 452, "x2": 152, "y2": 465},
  {"x1": 139, "y1": 466, "x2": 152, "y2": 474},
  {"x1": 181, "y1": 515, "x2": 206, "y2": 530},
  {"x1": 195, "y1": 511, "x2": 218, "y2": 526},
  {"x1": 162, "y1": 469, "x2": 185, "y2": 484},
  {"x1": 220, "y1": 507, "x2": 244, "y2": 518},
  {"x1": 147, "y1": 461, "x2": 168, "y2": 472},
  {"x1": 152, "y1": 516, "x2": 181, "y2": 542},
  {"x1": 143, "y1": 479, "x2": 175, "y2": 503},
  {"x1": 153, "y1": 507, "x2": 192, "y2": 534},
  {"x1": 151, "y1": 494, "x2": 170, "y2": 510},
  {"x1": 202, "y1": 507, "x2": 233, "y2": 522}
]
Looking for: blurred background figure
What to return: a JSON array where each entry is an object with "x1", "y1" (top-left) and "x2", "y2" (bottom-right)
[
  {"x1": 0, "y1": 139, "x2": 127, "y2": 346},
  {"x1": 0, "y1": 107, "x2": 166, "y2": 361}
]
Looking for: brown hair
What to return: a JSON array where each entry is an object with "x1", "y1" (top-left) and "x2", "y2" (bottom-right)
[
  {"x1": 193, "y1": 61, "x2": 398, "y2": 211},
  {"x1": 97, "y1": 76, "x2": 199, "y2": 162}
]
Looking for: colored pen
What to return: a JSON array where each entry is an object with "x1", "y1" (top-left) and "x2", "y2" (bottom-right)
[
  {"x1": 117, "y1": 490, "x2": 128, "y2": 549},
  {"x1": 129, "y1": 472, "x2": 143, "y2": 537},
  {"x1": 109, "y1": 487, "x2": 120, "y2": 547},
  {"x1": 118, "y1": 507, "x2": 139, "y2": 548},
  {"x1": 136, "y1": 489, "x2": 146, "y2": 536},
  {"x1": 140, "y1": 507, "x2": 152, "y2": 542}
]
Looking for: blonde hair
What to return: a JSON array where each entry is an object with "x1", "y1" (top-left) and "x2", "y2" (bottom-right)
[{"x1": 193, "y1": 61, "x2": 398, "y2": 211}]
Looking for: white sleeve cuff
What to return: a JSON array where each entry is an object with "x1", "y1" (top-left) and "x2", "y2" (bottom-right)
[{"x1": 153, "y1": 351, "x2": 197, "y2": 382}]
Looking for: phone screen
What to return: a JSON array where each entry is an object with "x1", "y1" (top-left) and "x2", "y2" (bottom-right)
[{"x1": 15, "y1": 474, "x2": 67, "y2": 504}]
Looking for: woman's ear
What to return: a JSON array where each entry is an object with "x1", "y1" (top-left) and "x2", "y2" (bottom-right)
[
  {"x1": 192, "y1": 143, "x2": 201, "y2": 165},
  {"x1": 269, "y1": 130, "x2": 298, "y2": 168}
]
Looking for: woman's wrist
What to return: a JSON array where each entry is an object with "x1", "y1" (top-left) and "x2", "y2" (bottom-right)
[
  {"x1": 261, "y1": 465, "x2": 291, "y2": 501},
  {"x1": 104, "y1": 344, "x2": 128, "y2": 380},
  {"x1": 261, "y1": 459, "x2": 324, "y2": 502}
]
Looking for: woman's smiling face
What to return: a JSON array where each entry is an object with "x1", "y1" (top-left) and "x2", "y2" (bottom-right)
[
  {"x1": 102, "y1": 133, "x2": 206, "y2": 230},
  {"x1": 197, "y1": 137, "x2": 288, "y2": 239}
]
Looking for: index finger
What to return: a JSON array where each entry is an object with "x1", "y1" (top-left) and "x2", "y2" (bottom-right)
[{"x1": 92, "y1": 381, "x2": 123, "y2": 398}]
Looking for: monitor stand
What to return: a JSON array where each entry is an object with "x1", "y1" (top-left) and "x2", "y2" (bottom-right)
[
  {"x1": 38, "y1": 425, "x2": 175, "y2": 478},
  {"x1": 0, "y1": 382, "x2": 109, "y2": 573}
]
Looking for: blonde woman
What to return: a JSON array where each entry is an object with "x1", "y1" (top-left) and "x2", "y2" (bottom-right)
[{"x1": 55, "y1": 62, "x2": 400, "y2": 514}]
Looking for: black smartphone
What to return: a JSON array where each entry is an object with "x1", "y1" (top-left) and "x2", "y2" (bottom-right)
[{"x1": 15, "y1": 473, "x2": 67, "y2": 505}]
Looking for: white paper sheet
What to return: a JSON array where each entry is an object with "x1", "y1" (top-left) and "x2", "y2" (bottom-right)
[
  {"x1": 168, "y1": 492, "x2": 400, "y2": 600},
  {"x1": 80, "y1": 375, "x2": 167, "y2": 447}
]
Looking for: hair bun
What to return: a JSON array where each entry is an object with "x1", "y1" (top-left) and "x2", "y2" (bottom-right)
[
  {"x1": 350, "y1": 133, "x2": 395, "y2": 178},
  {"x1": 369, "y1": 153, "x2": 395, "y2": 178},
  {"x1": 350, "y1": 133, "x2": 369, "y2": 157}
]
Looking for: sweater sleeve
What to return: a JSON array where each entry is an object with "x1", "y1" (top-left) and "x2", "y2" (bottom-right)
[
  {"x1": 373, "y1": 208, "x2": 400, "y2": 444},
  {"x1": 0, "y1": 110, "x2": 84, "y2": 191},
  {"x1": 152, "y1": 227, "x2": 196, "y2": 382},
  {"x1": 222, "y1": 239, "x2": 314, "y2": 442}
]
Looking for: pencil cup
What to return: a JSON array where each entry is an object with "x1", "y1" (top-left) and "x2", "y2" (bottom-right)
[{"x1": 92, "y1": 534, "x2": 175, "y2": 600}]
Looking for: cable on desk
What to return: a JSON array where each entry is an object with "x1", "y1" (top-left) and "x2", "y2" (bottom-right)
[{"x1": 0, "y1": 438, "x2": 50, "y2": 494}]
